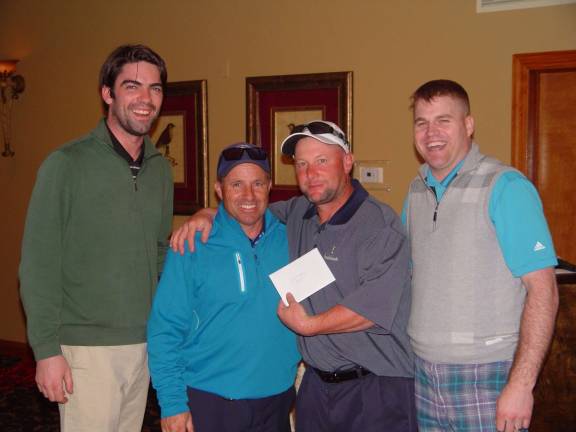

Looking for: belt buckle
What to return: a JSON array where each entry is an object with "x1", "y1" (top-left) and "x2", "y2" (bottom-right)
[{"x1": 327, "y1": 371, "x2": 341, "y2": 383}]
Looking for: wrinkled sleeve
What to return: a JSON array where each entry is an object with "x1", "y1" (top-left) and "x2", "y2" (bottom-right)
[
  {"x1": 19, "y1": 151, "x2": 73, "y2": 360},
  {"x1": 340, "y1": 225, "x2": 411, "y2": 333},
  {"x1": 147, "y1": 248, "x2": 194, "y2": 418},
  {"x1": 269, "y1": 196, "x2": 304, "y2": 224},
  {"x1": 269, "y1": 200, "x2": 290, "y2": 224}
]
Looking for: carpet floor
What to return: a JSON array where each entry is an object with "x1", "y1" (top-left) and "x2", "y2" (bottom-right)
[{"x1": 0, "y1": 349, "x2": 162, "y2": 431}]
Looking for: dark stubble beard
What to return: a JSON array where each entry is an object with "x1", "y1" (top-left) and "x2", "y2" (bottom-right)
[
  {"x1": 113, "y1": 102, "x2": 159, "y2": 137},
  {"x1": 304, "y1": 187, "x2": 338, "y2": 206}
]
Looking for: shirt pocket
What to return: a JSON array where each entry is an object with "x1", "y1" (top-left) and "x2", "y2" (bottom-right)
[{"x1": 197, "y1": 251, "x2": 252, "y2": 303}]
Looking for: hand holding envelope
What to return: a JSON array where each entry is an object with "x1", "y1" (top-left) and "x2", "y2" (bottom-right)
[
  {"x1": 268, "y1": 248, "x2": 335, "y2": 306},
  {"x1": 273, "y1": 247, "x2": 375, "y2": 336}
]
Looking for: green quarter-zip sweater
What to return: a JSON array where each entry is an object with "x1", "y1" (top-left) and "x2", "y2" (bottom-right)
[{"x1": 19, "y1": 119, "x2": 173, "y2": 360}]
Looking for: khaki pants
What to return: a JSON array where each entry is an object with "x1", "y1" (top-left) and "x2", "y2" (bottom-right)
[{"x1": 59, "y1": 344, "x2": 149, "y2": 432}]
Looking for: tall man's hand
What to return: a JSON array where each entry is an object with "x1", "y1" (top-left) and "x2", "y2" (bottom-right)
[
  {"x1": 170, "y1": 208, "x2": 217, "y2": 254},
  {"x1": 495, "y1": 382, "x2": 533, "y2": 432},
  {"x1": 36, "y1": 355, "x2": 73, "y2": 403},
  {"x1": 495, "y1": 267, "x2": 558, "y2": 432},
  {"x1": 161, "y1": 412, "x2": 194, "y2": 432}
]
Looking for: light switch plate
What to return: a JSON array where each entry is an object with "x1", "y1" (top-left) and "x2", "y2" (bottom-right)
[{"x1": 354, "y1": 160, "x2": 391, "y2": 191}]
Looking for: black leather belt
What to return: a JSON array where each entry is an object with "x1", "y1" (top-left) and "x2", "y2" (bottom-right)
[{"x1": 312, "y1": 366, "x2": 372, "y2": 383}]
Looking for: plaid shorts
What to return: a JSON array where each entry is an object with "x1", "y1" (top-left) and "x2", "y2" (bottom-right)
[{"x1": 415, "y1": 356, "x2": 512, "y2": 432}]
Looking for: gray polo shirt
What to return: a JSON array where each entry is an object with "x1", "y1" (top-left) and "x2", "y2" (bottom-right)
[{"x1": 271, "y1": 181, "x2": 414, "y2": 377}]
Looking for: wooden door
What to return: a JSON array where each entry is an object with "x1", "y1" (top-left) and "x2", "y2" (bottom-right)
[
  {"x1": 512, "y1": 50, "x2": 576, "y2": 431},
  {"x1": 512, "y1": 50, "x2": 576, "y2": 264}
]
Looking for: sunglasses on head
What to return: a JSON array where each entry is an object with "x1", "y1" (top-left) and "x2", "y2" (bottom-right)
[
  {"x1": 220, "y1": 146, "x2": 268, "y2": 161},
  {"x1": 291, "y1": 121, "x2": 346, "y2": 142}
]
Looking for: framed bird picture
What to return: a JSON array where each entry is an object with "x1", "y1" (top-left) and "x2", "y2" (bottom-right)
[{"x1": 150, "y1": 80, "x2": 208, "y2": 214}]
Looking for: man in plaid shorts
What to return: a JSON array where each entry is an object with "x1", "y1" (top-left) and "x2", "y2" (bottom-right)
[{"x1": 403, "y1": 79, "x2": 559, "y2": 432}]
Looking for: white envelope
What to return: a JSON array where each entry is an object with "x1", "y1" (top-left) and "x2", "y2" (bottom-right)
[{"x1": 269, "y1": 248, "x2": 336, "y2": 306}]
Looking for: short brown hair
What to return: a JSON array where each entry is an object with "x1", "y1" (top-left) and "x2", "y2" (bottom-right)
[{"x1": 410, "y1": 79, "x2": 470, "y2": 115}]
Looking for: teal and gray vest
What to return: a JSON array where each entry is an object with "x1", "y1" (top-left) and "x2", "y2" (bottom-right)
[{"x1": 406, "y1": 144, "x2": 525, "y2": 364}]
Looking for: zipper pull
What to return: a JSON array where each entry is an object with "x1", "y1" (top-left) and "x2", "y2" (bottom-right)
[
  {"x1": 235, "y1": 252, "x2": 246, "y2": 293},
  {"x1": 430, "y1": 186, "x2": 438, "y2": 231}
]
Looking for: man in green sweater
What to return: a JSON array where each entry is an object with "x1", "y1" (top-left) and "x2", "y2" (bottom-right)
[{"x1": 19, "y1": 44, "x2": 173, "y2": 432}]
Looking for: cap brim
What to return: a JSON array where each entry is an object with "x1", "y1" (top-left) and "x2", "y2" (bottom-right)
[{"x1": 280, "y1": 133, "x2": 309, "y2": 156}]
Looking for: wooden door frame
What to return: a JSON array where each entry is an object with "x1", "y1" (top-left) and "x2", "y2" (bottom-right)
[{"x1": 512, "y1": 50, "x2": 576, "y2": 178}]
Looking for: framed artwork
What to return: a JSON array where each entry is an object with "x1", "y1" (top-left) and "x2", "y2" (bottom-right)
[
  {"x1": 150, "y1": 80, "x2": 208, "y2": 214},
  {"x1": 246, "y1": 72, "x2": 352, "y2": 201}
]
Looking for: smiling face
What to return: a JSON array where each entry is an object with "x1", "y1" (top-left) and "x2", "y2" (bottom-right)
[
  {"x1": 101, "y1": 61, "x2": 163, "y2": 140},
  {"x1": 215, "y1": 163, "x2": 271, "y2": 239},
  {"x1": 413, "y1": 95, "x2": 474, "y2": 181}
]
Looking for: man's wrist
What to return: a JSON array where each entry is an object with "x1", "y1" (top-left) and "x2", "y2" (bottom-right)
[
  {"x1": 33, "y1": 342, "x2": 63, "y2": 361},
  {"x1": 505, "y1": 374, "x2": 536, "y2": 392},
  {"x1": 303, "y1": 315, "x2": 324, "y2": 336}
]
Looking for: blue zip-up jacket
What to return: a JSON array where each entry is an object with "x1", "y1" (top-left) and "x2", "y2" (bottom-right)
[{"x1": 147, "y1": 204, "x2": 300, "y2": 418}]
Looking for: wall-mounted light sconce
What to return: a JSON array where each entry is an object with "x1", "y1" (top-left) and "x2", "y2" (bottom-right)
[{"x1": 0, "y1": 60, "x2": 26, "y2": 157}]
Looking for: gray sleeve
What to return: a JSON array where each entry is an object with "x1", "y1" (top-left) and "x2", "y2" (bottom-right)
[
  {"x1": 340, "y1": 225, "x2": 411, "y2": 333},
  {"x1": 269, "y1": 196, "x2": 303, "y2": 224},
  {"x1": 269, "y1": 201, "x2": 289, "y2": 223}
]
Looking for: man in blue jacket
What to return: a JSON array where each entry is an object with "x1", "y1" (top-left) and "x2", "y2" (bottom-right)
[{"x1": 147, "y1": 143, "x2": 300, "y2": 432}]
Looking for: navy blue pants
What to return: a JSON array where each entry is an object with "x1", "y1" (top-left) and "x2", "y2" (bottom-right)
[
  {"x1": 295, "y1": 368, "x2": 417, "y2": 432},
  {"x1": 186, "y1": 386, "x2": 295, "y2": 432}
]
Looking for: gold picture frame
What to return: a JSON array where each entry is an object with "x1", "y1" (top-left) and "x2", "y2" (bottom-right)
[{"x1": 150, "y1": 80, "x2": 209, "y2": 214}]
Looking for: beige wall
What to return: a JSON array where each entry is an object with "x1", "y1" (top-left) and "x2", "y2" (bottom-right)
[{"x1": 1, "y1": 0, "x2": 575, "y2": 343}]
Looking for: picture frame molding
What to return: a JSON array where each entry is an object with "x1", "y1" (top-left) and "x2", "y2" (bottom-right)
[
  {"x1": 153, "y1": 80, "x2": 209, "y2": 215},
  {"x1": 246, "y1": 71, "x2": 352, "y2": 201}
]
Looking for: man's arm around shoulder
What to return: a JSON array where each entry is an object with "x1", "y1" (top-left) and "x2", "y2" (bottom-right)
[{"x1": 170, "y1": 198, "x2": 296, "y2": 255}]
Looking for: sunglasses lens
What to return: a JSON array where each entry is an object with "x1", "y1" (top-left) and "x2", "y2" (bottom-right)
[
  {"x1": 222, "y1": 146, "x2": 267, "y2": 161},
  {"x1": 291, "y1": 124, "x2": 306, "y2": 134},
  {"x1": 306, "y1": 122, "x2": 334, "y2": 135},
  {"x1": 222, "y1": 148, "x2": 245, "y2": 160},
  {"x1": 246, "y1": 148, "x2": 267, "y2": 160},
  {"x1": 289, "y1": 122, "x2": 346, "y2": 145}
]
